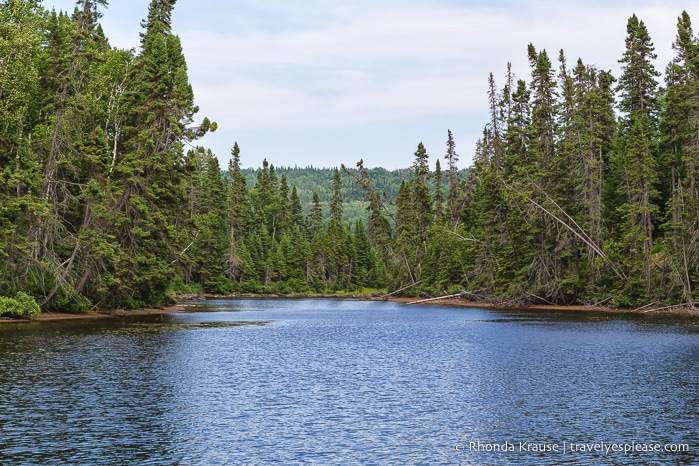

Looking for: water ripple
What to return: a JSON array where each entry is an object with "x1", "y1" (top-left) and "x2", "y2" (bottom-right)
[{"x1": 0, "y1": 300, "x2": 697, "y2": 465}]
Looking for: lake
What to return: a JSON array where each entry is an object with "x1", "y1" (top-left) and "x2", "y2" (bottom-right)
[{"x1": 0, "y1": 298, "x2": 698, "y2": 465}]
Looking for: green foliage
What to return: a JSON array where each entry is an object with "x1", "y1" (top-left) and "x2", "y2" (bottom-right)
[
  {"x1": 238, "y1": 165, "x2": 466, "y2": 226},
  {"x1": 3, "y1": 5, "x2": 699, "y2": 311},
  {"x1": 0, "y1": 292, "x2": 41, "y2": 318}
]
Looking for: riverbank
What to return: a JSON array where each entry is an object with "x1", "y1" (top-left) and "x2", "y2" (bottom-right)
[
  {"x1": 407, "y1": 297, "x2": 699, "y2": 316},
  {"x1": 175, "y1": 292, "x2": 699, "y2": 316},
  {"x1": 0, "y1": 305, "x2": 186, "y2": 323},
  {"x1": 3, "y1": 292, "x2": 699, "y2": 323}
]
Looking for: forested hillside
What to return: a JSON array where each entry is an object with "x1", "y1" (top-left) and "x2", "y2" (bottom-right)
[
  {"x1": 3, "y1": 1, "x2": 699, "y2": 314},
  {"x1": 238, "y1": 165, "x2": 467, "y2": 226}
]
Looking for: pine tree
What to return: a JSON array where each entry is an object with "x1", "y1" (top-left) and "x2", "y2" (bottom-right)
[
  {"x1": 565, "y1": 60, "x2": 618, "y2": 289},
  {"x1": 103, "y1": 0, "x2": 212, "y2": 307},
  {"x1": 289, "y1": 185, "x2": 304, "y2": 227},
  {"x1": 227, "y1": 142, "x2": 251, "y2": 242},
  {"x1": 341, "y1": 160, "x2": 393, "y2": 265},
  {"x1": 659, "y1": 11, "x2": 699, "y2": 302},
  {"x1": 444, "y1": 129, "x2": 460, "y2": 225},
  {"x1": 410, "y1": 142, "x2": 433, "y2": 242},
  {"x1": 503, "y1": 79, "x2": 531, "y2": 175},
  {"x1": 279, "y1": 174, "x2": 290, "y2": 231},
  {"x1": 393, "y1": 180, "x2": 418, "y2": 285},
  {"x1": 527, "y1": 45, "x2": 558, "y2": 171},
  {"x1": 27, "y1": 1, "x2": 119, "y2": 311},
  {"x1": 309, "y1": 191, "x2": 323, "y2": 233},
  {"x1": 433, "y1": 159, "x2": 444, "y2": 223},
  {"x1": 187, "y1": 148, "x2": 228, "y2": 292},
  {"x1": 223, "y1": 142, "x2": 251, "y2": 283},
  {"x1": 0, "y1": 0, "x2": 44, "y2": 297},
  {"x1": 330, "y1": 168, "x2": 343, "y2": 225},
  {"x1": 607, "y1": 14, "x2": 661, "y2": 303}
]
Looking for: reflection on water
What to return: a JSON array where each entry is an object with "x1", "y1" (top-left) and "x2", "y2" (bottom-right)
[{"x1": 0, "y1": 299, "x2": 698, "y2": 465}]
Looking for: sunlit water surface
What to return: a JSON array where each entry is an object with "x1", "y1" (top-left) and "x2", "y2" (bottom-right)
[{"x1": 1, "y1": 299, "x2": 698, "y2": 465}]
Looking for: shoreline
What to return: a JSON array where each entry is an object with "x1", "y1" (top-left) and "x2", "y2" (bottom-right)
[
  {"x1": 0, "y1": 305, "x2": 186, "y2": 324},
  {"x1": 174, "y1": 292, "x2": 699, "y2": 316},
  {"x1": 2, "y1": 293, "x2": 699, "y2": 323}
]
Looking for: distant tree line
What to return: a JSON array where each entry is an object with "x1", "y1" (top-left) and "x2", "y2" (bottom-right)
[
  {"x1": 2, "y1": 1, "x2": 699, "y2": 314},
  {"x1": 237, "y1": 165, "x2": 467, "y2": 227}
]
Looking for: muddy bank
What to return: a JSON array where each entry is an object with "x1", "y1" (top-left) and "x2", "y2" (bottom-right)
[
  {"x1": 407, "y1": 297, "x2": 699, "y2": 316},
  {"x1": 0, "y1": 305, "x2": 186, "y2": 323}
]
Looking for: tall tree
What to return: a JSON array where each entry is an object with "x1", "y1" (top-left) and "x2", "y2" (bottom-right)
[
  {"x1": 330, "y1": 168, "x2": 343, "y2": 225},
  {"x1": 659, "y1": 11, "x2": 699, "y2": 302},
  {"x1": 433, "y1": 159, "x2": 444, "y2": 223},
  {"x1": 342, "y1": 160, "x2": 393, "y2": 265},
  {"x1": 181, "y1": 148, "x2": 228, "y2": 292},
  {"x1": 102, "y1": 0, "x2": 212, "y2": 307},
  {"x1": 444, "y1": 129, "x2": 460, "y2": 225},
  {"x1": 0, "y1": 0, "x2": 44, "y2": 297},
  {"x1": 607, "y1": 14, "x2": 661, "y2": 303},
  {"x1": 410, "y1": 142, "x2": 433, "y2": 241}
]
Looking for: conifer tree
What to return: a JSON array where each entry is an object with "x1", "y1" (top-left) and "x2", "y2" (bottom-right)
[
  {"x1": 227, "y1": 142, "x2": 251, "y2": 242},
  {"x1": 278, "y1": 174, "x2": 290, "y2": 237},
  {"x1": 433, "y1": 159, "x2": 444, "y2": 223},
  {"x1": 503, "y1": 79, "x2": 531, "y2": 175},
  {"x1": 0, "y1": 0, "x2": 44, "y2": 297},
  {"x1": 394, "y1": 180, "x2": 418, "y2": 284},
  {"x1": 608, "y1": 14, "x2": 661, "y2": 303},
  {"x1": 223, "y1": 143, "x2": 251, "y2": 283},
  {"x1": 187, "y1": 148, "x2": 228, "y2": 292},
  {"x1": 103, "y1": 0, "x2": 212, "y2": 307},
  {"x1": 342, "y1": 160, "x2": 393, "y2": 265},
  {"x1": 289, "y1": 186, "x2": 304, "y2": 227},
  {"x1": 309, "y1": 191, "x2": 323, "y2": 232},
  {"x1": 330, "y1": 168, "x2": 343, "y2": 225},
  {"x1": 444, "y1": 129, "x2": 460, "y2": 225},
  {"x1": 27, "y1": 1, "x2": 121, "y2": 311},
  {"x1": 659, "y1": 11, "x2": 699, "y2": 302},
  {"x1": 410, "y1": 142, "x2": 433, "y2": 242}
]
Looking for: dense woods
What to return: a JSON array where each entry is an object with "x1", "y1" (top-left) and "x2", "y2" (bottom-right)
[
  {"x1": 3, "y1": 1, "x2": 699, "y2": 314},
  {"x1": 0, "y1": 0, "x2": 214, "y2": 314}
]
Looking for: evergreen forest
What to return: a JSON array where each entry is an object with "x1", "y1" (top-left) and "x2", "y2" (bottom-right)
[{"x1": 3, "y1": 1, "x2": 699, "y2": 315}]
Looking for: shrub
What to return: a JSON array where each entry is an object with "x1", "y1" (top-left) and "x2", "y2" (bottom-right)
[{"x1": 0, "y1": 292, "x2": 41, "y2": 318}]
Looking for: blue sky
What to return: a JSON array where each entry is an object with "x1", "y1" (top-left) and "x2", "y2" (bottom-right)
[{"x1": 46, "y1": 0, "x2": 699, "y2": 170}]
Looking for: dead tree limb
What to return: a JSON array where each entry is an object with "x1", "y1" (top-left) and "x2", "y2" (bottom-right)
[
  {"x1": 641, "y1": 303, "x2": 696, "y2": 313},
  {"x1": 407, "y1": 293, "x2": 463, "y2": 305},
  {"x1": 503, "y1": 180, "x2": 626, "y2": 282},
  {"x1": 373, "y1": 280, "x2": 423, "y2": 299}
]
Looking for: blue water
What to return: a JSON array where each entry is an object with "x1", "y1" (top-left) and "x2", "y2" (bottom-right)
[{"x1": 0, "y1": 299, "x2": 698, "y2": 465}]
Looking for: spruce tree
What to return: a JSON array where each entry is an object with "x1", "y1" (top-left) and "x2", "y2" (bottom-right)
[
  {"x1": 0, "y1": 0, "x2": 44, "y2": 298},
  {"x1": 608, "y1": 14, "x2": 661, "y2": 303},
  {"x1": 227, "y1": 142, "x2": 251, "y2": 242},
  {"x1": 433, "y1": 159, "x2": 444, "y2": 223},
  {"x1": 187, "y1": 148, "x2": 228, "y2": 293},
  {"x1": 410, "y1": 142, "x2": 433, "y2": 243},
  {"x1": 659, "y1": 11, "x2": 699, "y2": 302},
  {"x1": 289, "y1": 186, "x2": 304, "y2": 227},
  {"x1": 104, "y1": 0, "x2": 212, "y2": 307},
  {"x1": 444, "y1": 129, "x2": 460, "y2": 225},
  {"x1": 330, "y1": 168, "x2": 343, "y2": 225}
]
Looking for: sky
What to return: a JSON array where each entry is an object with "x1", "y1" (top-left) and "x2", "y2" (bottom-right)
[{"x1": 46, "y1": 0, "x2": 699, "y2": 170}]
